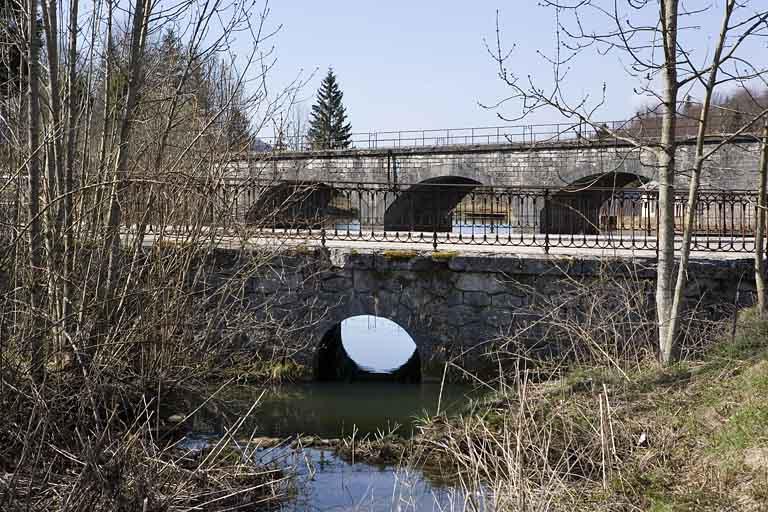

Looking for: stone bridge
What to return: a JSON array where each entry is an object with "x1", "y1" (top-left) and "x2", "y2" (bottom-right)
[
  {"x1": 229, "y1": 137, "x2": 763, "y2": 236},
  {"x1": 242, "y1": 137, "x2": 761, "y2": 188},
  {"x1": 208, "y1": 247, "x2": 756, "y2": 382}
]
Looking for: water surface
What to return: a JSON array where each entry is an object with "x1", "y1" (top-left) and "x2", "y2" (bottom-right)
[{"x1": 213, "y1": 382, "x2": 475, "y2": 438}]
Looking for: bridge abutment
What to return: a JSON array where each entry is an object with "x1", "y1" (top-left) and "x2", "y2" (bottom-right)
[{"x1": 206, "y1": 247, "x2": 757, "y2": 380}]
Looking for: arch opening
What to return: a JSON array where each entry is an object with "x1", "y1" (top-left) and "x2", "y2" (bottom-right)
[
  {"x1": 542, "y1": 172, "x2": 650, "y2": 235},
  {"x1": 245, "y1": 181, "x2": 358, "y2": 229},
  {"x1": 315, "y1": 315, "x2": 421, "y2": 383},
  {"x1": 384, "y1": 176, "x2": 482, "y2": 232}
]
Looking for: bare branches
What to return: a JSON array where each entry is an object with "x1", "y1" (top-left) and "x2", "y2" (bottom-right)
[
  {"x1": 1, "y1": 0, "x2": 312, "y2": 508},
  {"x1": 488, "y1": 0, "x2": 768, "y2": 363}
]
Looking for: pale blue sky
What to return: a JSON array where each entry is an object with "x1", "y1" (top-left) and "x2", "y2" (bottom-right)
[
  {"x1": 341, "y1": 315, "x2": 416, "y2": 372},
  {"x1": 250, "y1": 1, "x2": 764, "y2": 135}
]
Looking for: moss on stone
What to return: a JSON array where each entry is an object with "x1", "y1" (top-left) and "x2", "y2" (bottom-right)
[
  {"x1": 382, "y1": 249, "x2": 419, "y2": 260},
  {"x1": 431, "y1": 250, "x2": 459, "y2": 261}
]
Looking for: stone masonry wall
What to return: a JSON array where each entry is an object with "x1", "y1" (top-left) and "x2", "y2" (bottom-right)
[
  {"x1": 238, "y1": 138, "x2": 762, "y2": 189},
  {"x1": 208, "y1": 248, "x2": 757, "y2": 380}
]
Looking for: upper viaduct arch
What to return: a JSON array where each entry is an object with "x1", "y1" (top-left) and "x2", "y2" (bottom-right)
[
  {"x1": 545, "y1": 171, "x2": 652, "y2": 235},
  {"x1": 383, "y1": 176, "x2": 482, "y2": 232},
  {"x1": 227, "y1": 138, "x2": 760, "y2": 236}
]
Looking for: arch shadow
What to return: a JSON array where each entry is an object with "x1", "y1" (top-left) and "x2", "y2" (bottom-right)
[
  {"x1": 245, "y1": 181, "x2": 358, "y2": 229},
  {"x1": 315, "y1": 320, "x2": 421, "y2": 383},
  {"x1": 383, "y1": 176, "x2": 482, "y2": 232},
  {"x1": 542, "y1": 172, "x2": 650, "y2": 235}
]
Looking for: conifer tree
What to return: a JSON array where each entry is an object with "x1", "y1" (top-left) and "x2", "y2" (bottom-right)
[{"x1": 307, "y1": 68, "x2": 352, "y2": 149}]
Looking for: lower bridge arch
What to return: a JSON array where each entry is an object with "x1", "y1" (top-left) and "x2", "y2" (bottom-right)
[{"x1": 315, "y1": 315, "x2": 422, "y2": 383}]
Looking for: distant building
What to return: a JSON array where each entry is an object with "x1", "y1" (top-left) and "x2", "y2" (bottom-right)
[{"x1": 251, "y1": 138, "x2": 273, "y2": 152}]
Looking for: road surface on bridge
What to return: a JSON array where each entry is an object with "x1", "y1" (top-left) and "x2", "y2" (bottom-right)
[{"x1": 132, "y1": 229, "x2": 757, "y2": 261}]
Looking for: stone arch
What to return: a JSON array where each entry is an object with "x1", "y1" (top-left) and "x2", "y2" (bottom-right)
[
  {"x1": 310, "y1": 287, "x2": 439, "y2": 383},
  {"x1": 383, "y1": 176, "x2": 483, "y2": 232},
  {"x1": 314, "y1": 315, "x2": 422, "y2": 383},
  {"x1": 245, "y1": 181, "x2": 358, "y2": 229},
  {"x1": 542, "y1": 172, "x2": 650, "y2": 235}
]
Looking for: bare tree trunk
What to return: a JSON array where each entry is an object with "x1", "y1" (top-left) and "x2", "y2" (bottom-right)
[
  {"x1": 26, "y1": 0, "x2": 46, "y2": 384},
  {"x1": 60, "y1": 0, "x2": 80, "y2": 356},
  {"x1": 656, "y1": 0, "x2": 679, "y2": 364},
  {"x1": 40, "y1": 0, "x2": 71, "y2": 364},
  {"x1": 90, "y1": 0, "x2": 113, "y2": 239},
  {"x1": 756, "y1": 119, "x2": 768, "y2": 315},
  {"x1": 662, "y1": 0, "x2": 735, "y2": 362},
  {"x1": 93, "y1": 0, "x2": 150, "y2": 348}
]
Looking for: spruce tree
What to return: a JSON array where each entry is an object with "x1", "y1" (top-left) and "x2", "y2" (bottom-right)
[{"x1": 307, "y1": 68, "x2": 352, "y2": 149}]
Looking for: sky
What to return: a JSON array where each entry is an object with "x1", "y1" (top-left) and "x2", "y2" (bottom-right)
[
  {"x1": 240, "y1": 0, "x2": 765, "y2": 136},
  {"x1": 341, "y1": 315, "x2": 416, "y2": 372}
]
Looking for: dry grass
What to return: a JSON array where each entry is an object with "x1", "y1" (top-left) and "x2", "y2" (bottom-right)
[
  {"x1": 0, "y1": 370, "x2": 295, "y2": 511},
  {"x1": 394, "y1": 308, "x2": 768, "y2": 511}
]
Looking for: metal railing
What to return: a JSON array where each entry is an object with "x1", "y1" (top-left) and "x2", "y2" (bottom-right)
[
  {"x1": 111, "y1": 180, "x2": 760, "y2": 254},
  {"x1": 259, "y1": 118, "x2": 756, "y2": 153},
  {"x1": 0, "y1": 181, "x2": 760, "y2": 254}
]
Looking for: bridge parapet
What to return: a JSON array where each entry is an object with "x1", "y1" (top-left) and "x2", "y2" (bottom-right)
[{"x1": 236, "y1": 136, "x2": 762, "y2": 192}]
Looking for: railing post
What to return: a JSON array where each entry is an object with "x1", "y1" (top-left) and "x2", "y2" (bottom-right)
[
  {"x1": 433, "y1": 190, "x2": 439, "y2": 251},
  {"x1": 544, "y1": 188, "x2": 550, "y2": 255},
  {"x1": 655, "y1": 191, "x2": 660, "y2": 258}
]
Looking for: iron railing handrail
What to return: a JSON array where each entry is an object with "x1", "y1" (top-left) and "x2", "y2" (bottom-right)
[
  {"x1": 258, "y1": 118, "x2": 759, "y2": 153},
  {"x1": 184, "y1": 178, "x2": 760, "y2": 195}
]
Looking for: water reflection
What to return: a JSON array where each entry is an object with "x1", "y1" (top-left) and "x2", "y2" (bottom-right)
[
  {"x1": 180, "y1": 437, "x2": 490, "y2": 512},
  {"x1": 272, "y1": 446, "x2": 488, "y2": 512},
  {"x1": 334, "y1": 219, "x2": 522, "y2": 237},
  {"x1": 209, "y1": 382, "x2": 474, "y2": 437}
]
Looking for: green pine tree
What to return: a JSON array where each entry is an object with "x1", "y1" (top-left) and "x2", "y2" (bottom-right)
[{"x1": 307, "y1": 68, "x2": 352, "y2": 149}]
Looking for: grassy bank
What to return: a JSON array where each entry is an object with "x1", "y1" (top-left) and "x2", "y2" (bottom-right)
[{"x1": 402, "y1": 310, "x2": 768, "y2": 510}]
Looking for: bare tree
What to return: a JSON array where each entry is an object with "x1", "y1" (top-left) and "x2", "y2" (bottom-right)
[
  {"x1": 756, "y1": 119, "x2": 768, "y2": 315},
  {"x1": 25, "y1": 0, "x2": 45, "y2": 383},
  {"x1": 0, "y1": 0, "x2": 324, "y2": 506},
  {"x1": 487, "y1": 0, "x2": 768, "y2": 363}
]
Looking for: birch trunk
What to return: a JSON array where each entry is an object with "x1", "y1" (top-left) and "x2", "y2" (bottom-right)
[
  {"x1": 90, "y1": 0, "x2": 113, "y2": 238},
  {"x1": 755, "y1": 119, "x2": 768, "y2": 315},
  {"x1": 656, "y1": 0, "x2": 679, "y2": 364},
  {"x1": 93, "y1": 0, "x2": 150, "y2": 347},
  {"x1": 61, "y1": 0, "x2": 80, "y2": 348},
  {"x1": 662, "y1": 0, "x2": 734, "y2": 362}
]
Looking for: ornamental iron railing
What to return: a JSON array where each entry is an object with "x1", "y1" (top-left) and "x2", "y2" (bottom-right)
[{"x1": 116, "y1": 180, "x2": 759, "y2": 253}]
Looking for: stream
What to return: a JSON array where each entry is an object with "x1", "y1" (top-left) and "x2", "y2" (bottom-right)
[
  {"x1": 183, "y1": 382, "x2": 488, "y2": 511},
  {"x1": 180, "y1": 315, "x2": 490, "y2": 510}
]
